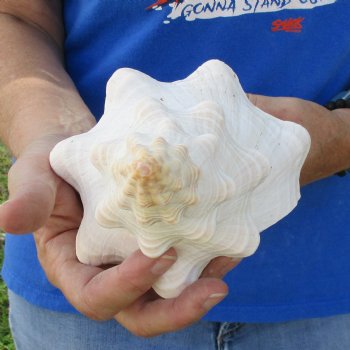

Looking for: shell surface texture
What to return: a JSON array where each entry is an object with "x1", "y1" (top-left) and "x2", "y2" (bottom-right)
[{"x1": 50, "y1": 60, "x2": 311, "y2": 298}]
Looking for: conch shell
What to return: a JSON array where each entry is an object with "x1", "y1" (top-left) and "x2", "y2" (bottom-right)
[{"x1": 50, "y1": 60, "x2": 310, "y2": 298}]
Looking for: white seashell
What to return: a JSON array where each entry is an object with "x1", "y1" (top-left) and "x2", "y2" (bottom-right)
[{"x1": 50, "y1": 60, "x2": 311, "y2": 298}]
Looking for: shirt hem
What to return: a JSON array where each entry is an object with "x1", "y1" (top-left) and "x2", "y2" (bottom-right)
[{"x1": 4, "y1": 266, "x2": 350, "y2": 323}]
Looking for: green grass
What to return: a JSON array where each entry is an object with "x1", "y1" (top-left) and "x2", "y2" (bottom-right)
[
  {"x1": 0, "y1": 145, "x2": 10, "y2": 201},
  {"x1": 0, "y1": 143, "x2": 14, "y2": 350}
]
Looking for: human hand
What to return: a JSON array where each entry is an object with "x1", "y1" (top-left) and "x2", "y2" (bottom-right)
[
  {"x1": 248, "y1": 95, "x2": 350, "y2": 185},
  {"x1": 0, "y1": 135, "x2": 239, "y2": 337}
]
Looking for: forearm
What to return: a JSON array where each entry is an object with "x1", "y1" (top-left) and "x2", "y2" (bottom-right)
[
  {"x1": 0, "y1": 2, "x2": 95, "y2": 157},
  {"x1": 327, "y1": 108, "x2": 350, "y2": 172}
]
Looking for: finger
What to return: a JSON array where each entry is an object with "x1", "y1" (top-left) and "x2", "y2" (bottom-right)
[
  {"x1": 247, "y1": 93, "x2": 312, "y2": 127},
  {"x1": 0, "y1": 135, "x2": 69, "y2": 233},
  {"x1": 247, "y1": 94, "x2": 299, "y2": 120},
  {"x1": 0, "y1": 153, "x2": 58, "y2": 233},
  {"x1": 201, "y1": 256, "x2": 241, "y2": 279},
  {"x1": 81, "y1": 249, "x2": 176, "y2": 320},
  {"x1": 42, "y1": 239, "x2": 177, "y2": 321},
  {"x1": 247, "y1": 93, "x2": 280, "y2": 114},
  {"x1": 116, "y1": 277, "x2": 228, "y2": 337}
]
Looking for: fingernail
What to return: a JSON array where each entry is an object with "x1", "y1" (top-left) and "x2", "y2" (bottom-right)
[
  {"x1": 151, "y1": 254, "x2": 176, "y2": 275},
  {"x1": 203, "y1": 293, "x2": 227, "y2": 310}
]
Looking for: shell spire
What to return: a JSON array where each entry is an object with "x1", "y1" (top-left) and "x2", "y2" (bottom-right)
[{"x1": 94, "y1": 137, "x2": 199, "y2": 229}]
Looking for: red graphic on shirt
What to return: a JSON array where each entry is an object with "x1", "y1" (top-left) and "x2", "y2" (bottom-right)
[
  {"x1": 271, "y1": 18, "x2": 305, "y2": 33},
  {"x1": 146, "y1": 0, "x2": 182, "y2": 10}
]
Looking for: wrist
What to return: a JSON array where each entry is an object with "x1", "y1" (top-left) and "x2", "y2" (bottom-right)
[
  {"x1": 325, "y1": 92, "x2": 350, "y2": 176},
  {"x1": 0, "y1": 12, "x2": 96, "y2": 157},
  {"x1": 4, "y1": 82, "x2": 96, "y2": 157},
  {"x1": 332, "y1": 109, "x2": 350, "y2": 173}
]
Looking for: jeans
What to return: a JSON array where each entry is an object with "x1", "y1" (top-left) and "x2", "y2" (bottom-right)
[{"x1": 8, "y1": 290, "x2": 350, "y2": 350}]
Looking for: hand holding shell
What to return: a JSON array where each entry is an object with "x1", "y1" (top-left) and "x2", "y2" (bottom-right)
[{"x1": 50, "y1": 60, "x2": 310, "y2": 298}]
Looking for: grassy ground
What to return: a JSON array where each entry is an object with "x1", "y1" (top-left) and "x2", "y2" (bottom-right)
[{"x1": 0, "y1": 143, "x2": 15, "y2": 350}]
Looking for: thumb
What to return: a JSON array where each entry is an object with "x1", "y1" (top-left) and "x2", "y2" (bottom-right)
[{"x1": 0, "y1": 141, "x2": 59, "y2": 234}]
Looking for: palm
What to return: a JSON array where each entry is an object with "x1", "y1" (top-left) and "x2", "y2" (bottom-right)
[
  {"x1": 35, "y1": 176, "x2": 236, "y2": 321},
  {"x1": 1, "y1": 137, "x2": 234, "y2": 336},
  {"x1": 33, "y1": 178, "x2": 93, "y2": 300}
]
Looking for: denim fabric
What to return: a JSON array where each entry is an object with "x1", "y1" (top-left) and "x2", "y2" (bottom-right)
[
  {"x1": 8, "y1": 290, "x2": 218, "y2": 350},
  {"x1": 216, "y1": 318, "x2": 350, "y2": 350},
  {"x1": 9, "y1": 290, "x2": 350, "y2": 350}
]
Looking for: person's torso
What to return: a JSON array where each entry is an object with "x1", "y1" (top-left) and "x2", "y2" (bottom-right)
[{"x1": 3, "y1": 0, "x2": 350, "y2": 322}]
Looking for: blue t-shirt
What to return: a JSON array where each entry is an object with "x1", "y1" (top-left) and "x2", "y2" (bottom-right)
[{"x1": 2, "y1": 0, "x2": 350, "y2": 322}]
